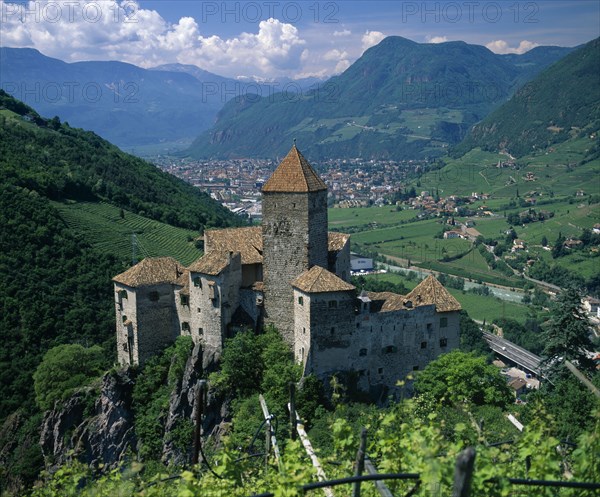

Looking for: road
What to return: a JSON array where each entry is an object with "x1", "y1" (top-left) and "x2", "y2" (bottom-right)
[{"x1": 483, "y1": 332, "x2": 542, "y2": 375}]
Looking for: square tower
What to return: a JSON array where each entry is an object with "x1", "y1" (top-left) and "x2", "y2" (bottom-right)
[{"x1": 262, "y1": 145, "x2": 329, "y2": 344}]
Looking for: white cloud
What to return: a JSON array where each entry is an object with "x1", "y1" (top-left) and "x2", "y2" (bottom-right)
[
  {"x1": 485, "y1": 39, "x2": 539, "y2": 55},
  {"x1": 426, "y1": 35, "x2": 448, "y2": 44},
  {"x1": 323, "y1": 49, "x2": 349, "y2": 61},
  {"x1": 361, "y1": 30, "x2": 385, "y2": 51},
  {"x1": 0, "y1": 0, "x2": 308, "y2": 77},
  {"x1": 333, "y1": 29, "x2": 351, "y2": 37}
]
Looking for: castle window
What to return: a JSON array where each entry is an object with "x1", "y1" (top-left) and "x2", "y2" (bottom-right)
[
  {"x1": 197, "y1": 307, "x2": 201, "y2": 313},
  {"x1": 208, "y1": 282, "x2": 216, "y2": 300},
  {"x1": 193, "y1": 277, "x2": 202, "y2": 288},
  {"x1": 298, "y1": 296, "x2": 304, "y2": 306},
  {"x1": 198, "y1": 327, "x2": 204, "y2": 336},
  {"x1": 303, "y1": 327, "x2": 306, "y2": 334},
  {"x1": 119, "y1": 290, "x2": 128, "y2": 299},
  {"x1": 148, "y1": 291, "x2": 159, "y2": 302},
  {"x1": 359, "y1": 348, "x2": 367, "y2": 356},
  {"x1": 330, "y1": 327, "x2": 335, "y2": 335},
  {"x1": 383, "y1": 345, "x2": 397, "y2": 354},
  {"x1": 413, "y1": 365, "x2": 419, "y2": 371},
  {"x1": 328, "y1": 300, "x2": 337, "y2": 309},
  {"x1": 356, "y1": 322, "x2": 360, "y2": 329},
  {"x1": 427, "y1": 323, "x2": 433, "y2": 332},
  {"x1": 440, "y1": 337, "x2": 448, "y2": 348},
  {"x1": 181, "y1": 322, "x2": 190, "y2": 332},
  {"x1": 180, "y1": 294, "x2": 189, "y2": 306},
  {"x1": 421, "y1": 341, "x2": 427, "y2": 349},
  {"x1": 300, "y1": 346, "x2": 304, "y2": 362},
  {"x1": 440, "y1": 317, "x2": 448, "y2": 328},
  {"x1": 378, "y1": 367, "x2": 384, "y2": 375},
  {"x1": 122, "y1": 315, "x2": 127, "y2": 323}
]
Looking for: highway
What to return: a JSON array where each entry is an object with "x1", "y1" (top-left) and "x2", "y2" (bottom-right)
[{"x1": 483, "y1": 332, "x2": 542, "y2": 375}]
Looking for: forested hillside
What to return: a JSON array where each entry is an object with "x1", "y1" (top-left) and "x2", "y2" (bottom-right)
[
  {"x1": 455, "y1": 37, "x2": 600, "y2": 158},
  {"x1": 0, "y1": 91, "x2": 243, "y2": 489}
]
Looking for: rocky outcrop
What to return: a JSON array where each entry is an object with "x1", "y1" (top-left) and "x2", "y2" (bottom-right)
[
  {"x1": 162, "y1": 343, "x2": 228, "y2": 465},
  {"x1": 40, "y1": 368, "x2": 136, "y2": 470}
]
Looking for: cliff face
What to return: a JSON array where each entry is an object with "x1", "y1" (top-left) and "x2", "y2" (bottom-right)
[
  {"x1": 39, "y1": 345, "x2": 226, "y2": 471},
  {"x1": 40, "y1": 368, "x2": 136, "y2": 470}
]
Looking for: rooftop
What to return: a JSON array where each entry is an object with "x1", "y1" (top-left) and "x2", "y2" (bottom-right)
[
  {"x1": 262, "y1": 145, "x2": 327, "y2": 193},
  {"x1": 405, "y1": 275, "x2": 462, "y2": 312},
  {"x1": 188, "y1": 251, "x2": 238, "y2": 276},
  {"x1": 113, "y1": 257, "x2": 185, "y2": 288},
  {"x1": 292, "y1": 265, "x2": 355, "y2": 294}
]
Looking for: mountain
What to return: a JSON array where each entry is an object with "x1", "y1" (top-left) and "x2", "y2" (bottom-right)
[
  {"x1": 0, "y1": 48, "x2": 238, "y2": 151},
  {"x1": 456, "y1": 38, "x2": 600, "y2": 158},
  {"x1": 186, "y1": 37, "x2": 574, "y2": 160}
]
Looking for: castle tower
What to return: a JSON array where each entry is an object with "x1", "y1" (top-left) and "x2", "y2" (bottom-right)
[{"x1": 262, "y1": 145, "x2": 329, "y2": 344}]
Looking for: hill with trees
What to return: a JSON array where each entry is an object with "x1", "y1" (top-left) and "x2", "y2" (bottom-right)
[
  {"x1": 0, "y1": 91, "x2": 243, "y2": 490},
  {"x1": 455, "y1": 37, "x2": 600, "y2": 158}
]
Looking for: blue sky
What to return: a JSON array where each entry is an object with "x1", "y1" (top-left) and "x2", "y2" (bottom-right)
[{"x1": 1, "y1": 1, "x2": 599, "y2": 79}]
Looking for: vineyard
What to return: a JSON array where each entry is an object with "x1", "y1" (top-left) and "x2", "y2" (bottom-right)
[{"x1": 51, "y1": 201, "x2": 202, "y2": 265}]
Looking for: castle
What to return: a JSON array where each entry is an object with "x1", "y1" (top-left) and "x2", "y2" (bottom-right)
[{"x1": 113, "y1": 145, "x2": 461, "y2": 393}]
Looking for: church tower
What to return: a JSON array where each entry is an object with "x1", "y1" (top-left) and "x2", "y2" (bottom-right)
[{"x1": 262, "y1": 144, "x2": 329, "y2": 345}]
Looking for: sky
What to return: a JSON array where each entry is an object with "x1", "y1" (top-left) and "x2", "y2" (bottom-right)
[{"x1": 1, "y1": 0, "x2": 599, "y2": 79}]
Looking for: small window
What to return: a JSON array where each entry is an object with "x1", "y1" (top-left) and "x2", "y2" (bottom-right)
[
  {"x1": 356, "y1": 322, "x2": 361, "y2": 329},
  {"x1": 330, "y1": 327, "x2": 335, "y2": 335},
  {"x1": 328, "y1": 300, "x2": 337, "y2": 309},
  {"x1": 421, "y1": 341, "x2": 427, "y2": 349},
  {"x1": 181, "y1": 322, "x2": 190, "y2": 332},
  {"x1": 193, "y1": 277, "x2": 202, "y2": 288},
  {"x1": 359, "y1": 348, "x2": 367, "y2": 357},
  {"x1": 197, "y1": 307, "x2": 202, "y2": 313},
  {"x1": 378, "y1": 367, "x2": 384, "y2": 376},
  {"x1": 119, "y1": 290, "x2": 128, "y2": 299},
  {"x1": 440, "y1": 317, "x2": 448, "y2": 328},
  {"x1": 148, "y1": 291, "x2": 159, "y2": 302},
  {"x1": 427, "y1": 323, "x2": 433, "y2": 331},
  {"x1": 413, "y1": 365, "x2": 419, "y2": 371},
  {"x1": 300, "y1": 346, "x2": 304, "y2": 361},
  {"x1": 440, "y1": 337, "x2": 448, "y2": 348},
  {"x1": 198, "y1": 327, "x2": 204, "y2": 336},
  {"x1": 303, "y1": 327, "x2": 306, "y2": 334},
  {"x1": 180, "y1": 294, "x2": 189, "y2": 306},
  {"x1": 298, "y1": 296, "x2": 304, "y2": 306},
  {"x1": 384, "y1": 345, "x2": 397, "y2": 354},
  {"x1": 122, "y1": 315, "x2": 128, "y2": 323}
]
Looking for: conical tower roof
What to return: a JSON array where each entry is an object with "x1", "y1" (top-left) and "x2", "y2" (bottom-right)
[{"x1": 262, "y1": 144, "x2": 327, "y2": 193}]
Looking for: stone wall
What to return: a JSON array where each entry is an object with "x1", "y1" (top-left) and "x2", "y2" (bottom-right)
[
  {"x1": 136, "y1": 283, "x2": 181, "y2": 365},
  {"x1": 263, "y1": 190, "x2": 329, "y2": 344},
  {"x1": 115, "y1": 284, "x2": 138, "y2": 365}
]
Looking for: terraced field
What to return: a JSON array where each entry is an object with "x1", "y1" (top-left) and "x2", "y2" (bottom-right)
[{"x1": 52, "y1": 201, "x2": 202, "y2": 265}]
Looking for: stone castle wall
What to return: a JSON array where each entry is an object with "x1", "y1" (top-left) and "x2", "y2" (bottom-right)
[{"x1": 262, "y1": 190, "x2": 328, "y2": 344}]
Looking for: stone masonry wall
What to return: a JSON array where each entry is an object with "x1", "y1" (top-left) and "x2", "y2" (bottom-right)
[
  {"x1": 135, "y1": 283, "x2": 180, "y2": 365},
  {"x1": 115, "y1": 284, "x2": 137, "y2": 365},
  {"x1": 263, "y1": 190, "x2": 328, "y2": 344}
]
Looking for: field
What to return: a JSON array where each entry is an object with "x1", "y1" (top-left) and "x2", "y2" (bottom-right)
[{"x1": 52, "y1": 201, "x2": 202, "y2": 265}]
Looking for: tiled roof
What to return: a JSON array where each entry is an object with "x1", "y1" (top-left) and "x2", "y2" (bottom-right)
[
  {"x1": 366, "y1": 291, "x2": 408, "y2": 312},
  {"x1": 188, "y1": 251, "x2": 237, "y2": 276},
  {"x1": 405, "y1": 275, "x2": 462, "y2": 312},
  {"x1": 292, "y1": 265, "x2": 355, "y2": 294},
  {"x1": 113, "y1": 257, "x2": 185, "y2": 288},
  {"x1": 205, "y1": 227, "x2": 263, "y2": 264},
  {"x1": 204, "y1": 227, "x2": 347, "y2": 263},
  {"x1": 328, "y1": 232, "x2": 350, "y2": 252},
  {"x1": 262, "y1": 145, "x2": 327, "y2": 193}
]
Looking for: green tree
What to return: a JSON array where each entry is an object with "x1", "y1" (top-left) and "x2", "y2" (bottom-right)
[
  {"x1": 32, "y1": 344, "x2": 107, "y2": 411},
  {"x1": 542, "y1": 287, "x2": 596, "y2": 374},
  {"x1": 414, "y1": 350, "x2": 512, "y2": 408}
]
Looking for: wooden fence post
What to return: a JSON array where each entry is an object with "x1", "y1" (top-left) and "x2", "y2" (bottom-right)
[
  {"x1": 352, "y1": 427, "x2": 367, "y2": 497},
  {"x1": 452, "y1": 447, "x2": 476, "y2": 497}
]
